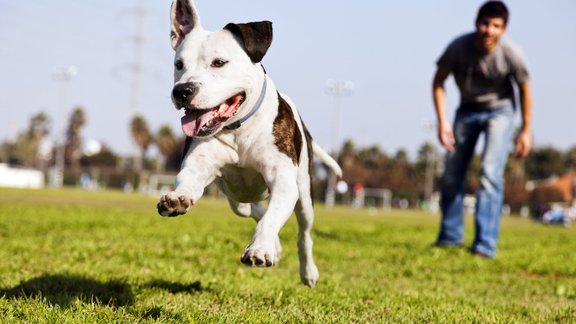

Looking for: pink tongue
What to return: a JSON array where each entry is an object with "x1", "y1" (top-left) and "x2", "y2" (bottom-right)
[{"x1": 181, "y1": 108, "x2": 216, "y2": 137}]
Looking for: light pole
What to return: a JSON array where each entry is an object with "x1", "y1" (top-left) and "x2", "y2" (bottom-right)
[
  {"x1": 52, "y1": 66, "x2": 78, "y2": 188},
  {"x1": 424, "y1": 149, "x2": 436, "y2": 208},
  {"x1": 325, "y1": 79, "x2": 354, "y2": 153},
  {"x1": 422, "y1": 121, "x2": 437, "y2": 211},
  {"x1": 324, "y1": 79, "x2": 353, "y2": 207}
]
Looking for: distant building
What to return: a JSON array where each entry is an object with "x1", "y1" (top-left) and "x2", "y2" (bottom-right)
[{"x1": 0, "y1": 163, "x2": 45, "y2": 189}]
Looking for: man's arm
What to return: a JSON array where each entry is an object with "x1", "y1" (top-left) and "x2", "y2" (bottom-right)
[
  {"x1": 515, "y1": 82, "x2": 532, "y2": 158},
  {"x1": 432, "y1": 67, "x2": 454, "y2": 151}
]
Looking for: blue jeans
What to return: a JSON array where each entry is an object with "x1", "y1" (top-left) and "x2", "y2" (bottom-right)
[{"x1": 436, "y1": 105, "x2": 515, "y2": 257}]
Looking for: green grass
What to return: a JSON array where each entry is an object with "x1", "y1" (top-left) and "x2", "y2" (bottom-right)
[{"x1": 0, "y1": 188, "x2": 574, "y2": 322}]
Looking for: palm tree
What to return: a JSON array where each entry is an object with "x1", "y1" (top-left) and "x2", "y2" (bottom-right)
[
  {"x1": 155, "y1": 125, "x2": 178, "y2": 172},
  {"x1": 66, "y1": 107, "x2": 86, "y2": 172},
  {"x1": 13, "y1": 112, "x2": 51, "y2": 168},
  {"x1": 130, "y1": 115, "x2": 152, "y2": 171}
]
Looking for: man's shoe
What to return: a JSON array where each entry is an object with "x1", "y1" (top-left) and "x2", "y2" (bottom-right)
[{"x1": 470, "y1": 249, "x2": 494, "y2": 259}]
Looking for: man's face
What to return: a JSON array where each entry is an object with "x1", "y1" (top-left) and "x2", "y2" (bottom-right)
[{"x1": 475, "y1": 17, "x2": 507, "y2": 52}]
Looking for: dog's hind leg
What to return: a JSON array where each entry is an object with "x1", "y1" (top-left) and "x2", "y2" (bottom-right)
[
  {"x1": 227, "y1": 200, "x2": 266, "y2": 220},
  {"x1": 294, "y1": 190, "x2": 320, "y2": 287},
  {"x1": 214, "y1": 177, "x2": 267, "y2": 220},
  {"x1": 226, "y1": 198, "x2": 283, "y2": 263}
]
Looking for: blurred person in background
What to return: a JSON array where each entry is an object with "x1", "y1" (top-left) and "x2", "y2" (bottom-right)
[{"x1": 431, "y1": 1, "x2": 532, "y2": 258}]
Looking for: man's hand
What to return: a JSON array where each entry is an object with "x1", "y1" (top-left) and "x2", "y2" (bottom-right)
[
  {"x1": 438, "y1": 122, "x2": 455, "y2": 152},
  {"x1": 515, "y1": 129, "x2": 532, "y2": 159}
]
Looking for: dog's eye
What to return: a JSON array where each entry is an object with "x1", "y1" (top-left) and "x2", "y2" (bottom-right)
[
  {"x1": 211, "y1": 59, "x2": 228, "y2": 68},
  {"x1": 175, "y1": 60, "x2": 184, "y2": 70}
]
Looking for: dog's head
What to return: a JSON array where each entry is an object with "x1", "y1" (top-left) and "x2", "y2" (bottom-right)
[{"x1": 169, "y1": 0, "x2": 273, "y2": 138}]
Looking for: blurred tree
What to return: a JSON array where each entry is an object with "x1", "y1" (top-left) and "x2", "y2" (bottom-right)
[
  {"x1": 66, "y1": 107, "x2": 86, "y2": 172},
  {"x1": 505, "y1": 154, "x2": 526, "y2": 181},
  {"x1": 29, "y1": 112, "x2": 51, "y2": 141},
  {"x1": 155, "y1": 125, "x2": 179, "y2": 172},
  {"x1": 504, "y1": 155, "x2": 529, "y2": 211},
  {"x1": 11, "y1": 112, "x2": 51, "y2": 167},
  {"x1": 358, "y1": 145, "x2": 388, "y2": 169},
  {"x1": 415, "y1": 142, "x2": 439, "y2": 202},
  {"x1": 525, "y1": 146, "x2": 564, "y2": 180},
  {"x1": 0, "y1": 142, "x2": 10, "y2": 163},
  {"x1": 338, "y1": 139, "x2": 357, "y2": 173},
  {"x1": 394, "y1": 149, "x2": 409, "y2": 163},
  {"x1": 341, "y1": 139, "x2": 356, "y2": 155},
  {"x1": 165, "y1": 136, "x2": 187, "y2": 172},
  {"x1": 386, "y1": 148, "x2": 416, "y2": 201},
  {"x1": 564, "y1": 145, "x2": 576, "y2": 172},
  {"x1": 130, "y1": 114, "x2": 152, "y2": 171},
  {"x1": 80, "y1": 143, "x2": 118, "y2": 167}
]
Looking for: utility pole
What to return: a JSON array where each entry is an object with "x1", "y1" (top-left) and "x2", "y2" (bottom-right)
[
  {"x1": 123, "y1": 0, "x2": 147, "y2": 174},
  {"x1": 422, "y1": 121, "x2": 438, "y2": 211},
  {"x1": 324, "y1": 79, "x2": 353, "y2": 207},
  {"x1": 52, "y1": 66, "x2": 78, "y2": 188},
  {"x1": 325, "y1": 79, "x2": 354, "y2": 154},
  {"x1": 130, "y1": 0, "x2": 145, "y2": 116}
]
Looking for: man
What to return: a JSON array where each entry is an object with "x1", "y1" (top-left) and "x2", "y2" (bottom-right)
[{"x1": 432, "y1": 1, "x2": 532, "y2": 258}]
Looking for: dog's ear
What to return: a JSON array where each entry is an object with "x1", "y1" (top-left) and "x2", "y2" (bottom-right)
[
  {"x1": 170, "y1": 0, "x2": 201, "y2": 50},
  {"x1": 224, "y1": 21, "x2": 273, "y2": 63}
]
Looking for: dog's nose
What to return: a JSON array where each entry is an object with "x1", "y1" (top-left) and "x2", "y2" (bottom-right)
[{"x1": 172, "y1": 83, "x2": 198, "y2": 107}]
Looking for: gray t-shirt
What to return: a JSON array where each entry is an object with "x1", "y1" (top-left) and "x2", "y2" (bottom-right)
[{"x1": 437, "y1": 32, "x2": 530, "y2": 110}]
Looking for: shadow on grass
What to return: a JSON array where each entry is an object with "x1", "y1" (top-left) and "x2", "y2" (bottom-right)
[
  {"x1": 145, "y1": 279, "x2": 207, "y2": 294},
  {"x1": 0, "y1": 273, "x2": 133, "y2": 308},
  {"x1": 313, "y1": 228, "x2": 343, "y2": 241}
]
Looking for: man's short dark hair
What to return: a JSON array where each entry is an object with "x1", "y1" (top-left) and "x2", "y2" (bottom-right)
[{"x1": 476, "y1": 1, "x2": 509, "y2": 26}]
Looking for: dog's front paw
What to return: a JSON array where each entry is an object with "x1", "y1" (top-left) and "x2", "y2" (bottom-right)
[
  {"x1": 157, "y1": 193, "x2": 193, "y2": 217},
  {"x1": 241, "y1": 239, "x2": 278, "y2": 267},
  {"x1": 300, "y1": 263, "x2": 319, "y2": 288}
]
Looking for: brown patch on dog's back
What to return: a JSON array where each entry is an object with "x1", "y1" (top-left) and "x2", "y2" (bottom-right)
[{"x1": 273, "y1": 93, "x2": 302, "y2": 165}]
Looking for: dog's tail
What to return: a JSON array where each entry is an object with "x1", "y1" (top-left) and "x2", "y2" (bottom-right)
[{"x1": 312, "y1": 142, "x2": 343, "y2": 178}]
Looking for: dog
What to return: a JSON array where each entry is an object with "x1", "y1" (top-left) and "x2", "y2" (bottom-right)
[{"x1": 157, "y1": 0, "x2": 342, "y2": 287}]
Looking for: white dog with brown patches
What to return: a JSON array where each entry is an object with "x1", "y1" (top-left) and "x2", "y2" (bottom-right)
[{"x1": 157, "y1": 0, "x2": 342, "y2": 287}]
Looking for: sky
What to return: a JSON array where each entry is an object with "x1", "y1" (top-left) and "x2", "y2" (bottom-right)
[{"x1": 1, "y1": 0, "x2": 575, "y2": 161}]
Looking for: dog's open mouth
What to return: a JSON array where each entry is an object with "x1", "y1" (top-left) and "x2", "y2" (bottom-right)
[{"x1": 181, "y1": 93, "x2": 245, "y2": 137}]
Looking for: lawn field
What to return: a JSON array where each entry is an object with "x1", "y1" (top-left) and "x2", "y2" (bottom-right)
[{"x1": 0, "y1": 188, "x2": 574, "y2": 322}]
